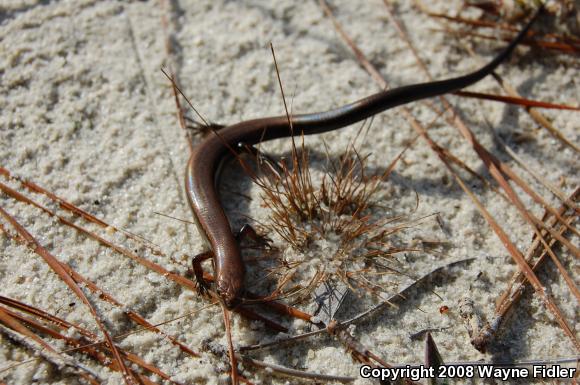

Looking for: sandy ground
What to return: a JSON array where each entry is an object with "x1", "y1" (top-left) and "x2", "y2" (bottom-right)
[{"x1": 0, "y1": 1, "x2": 578, "y2": 384}]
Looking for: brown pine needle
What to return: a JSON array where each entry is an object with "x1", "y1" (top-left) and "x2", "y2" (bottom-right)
[
  {"x1": 473, "y1": 187, "x2": 579, "y2": 351},
  {"x1": 423, "y1": 9, "x2": 580, "y2": 47},
  {"x1": 491, "y1": 73, "x2": 580, "y2": 153},
  {"x1": 0, "y1": 205, "x2": 139, "y2": 385},
  {"x1": 0, "y1": 307, "x2": 100, "y2": 383},
  {"x1": 455, "y1": 90, "x2": 580, "y2": 111},
  {"x1": 0, "y1": 304, "x2": 178, "y2": 384},
  {"x1": 321, "y1": 0, "x2": 579, "y2": 351},
  {"x1": 436, "y1": 28, "x2": 579, "y2": 53},
  {"x1": 0, "y1": 179, "x2": 199, "y2": 292},
  {"x1": 0, "y1": 167, "x2": 163, "y2": 255},
  {"x1": 239, "y1": 258, "x2": 474, "y2": 353}
]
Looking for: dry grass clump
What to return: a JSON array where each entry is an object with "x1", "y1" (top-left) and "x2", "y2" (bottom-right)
[{"x1": 248, "y1": 135, "x2": 423, "y2": 306}]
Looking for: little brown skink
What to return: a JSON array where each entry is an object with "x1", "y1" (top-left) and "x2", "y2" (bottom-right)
[{"x1": 186, "y1": 10, "x2": 540, "y2": 309}]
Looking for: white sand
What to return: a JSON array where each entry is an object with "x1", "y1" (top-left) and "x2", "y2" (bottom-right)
[{"x1": 0, "y1": 1, "x2": 578, "y2": 384}]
